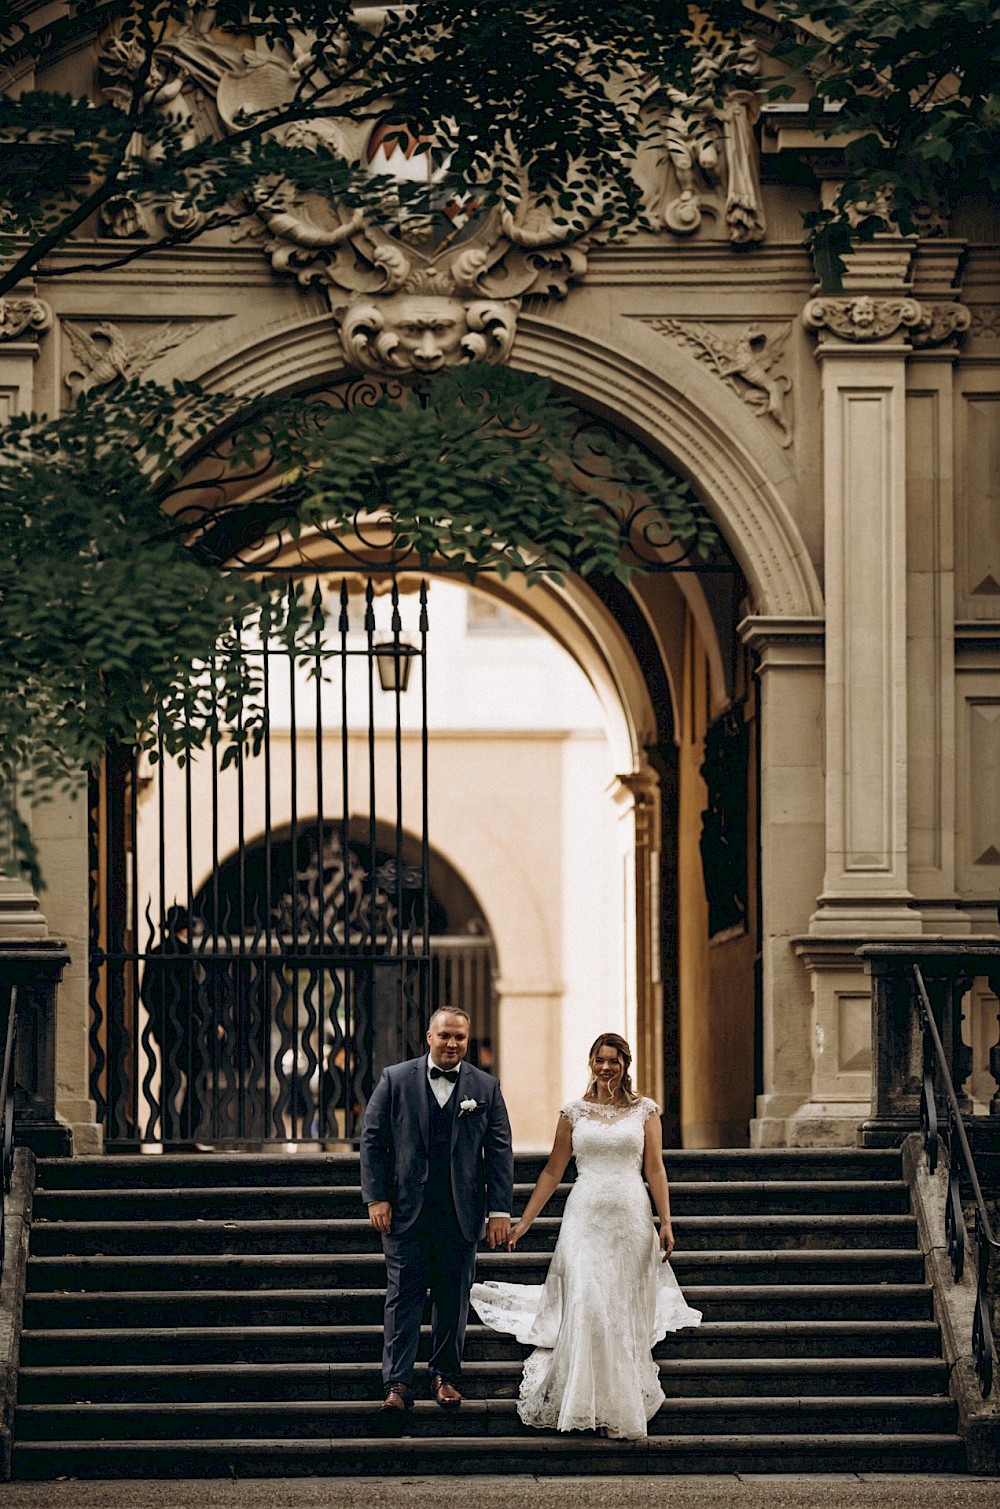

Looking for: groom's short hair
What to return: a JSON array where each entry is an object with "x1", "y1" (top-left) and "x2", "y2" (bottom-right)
[{"x1": 428, "y1": 1006, "x2": 471, "y2": 1031}]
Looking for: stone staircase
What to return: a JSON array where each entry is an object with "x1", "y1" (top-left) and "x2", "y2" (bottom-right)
[{"x1": 11, "y1": 1147, "x2": 966, "y2": 1477}]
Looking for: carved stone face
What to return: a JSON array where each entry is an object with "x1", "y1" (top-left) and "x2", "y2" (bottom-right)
[
  {"x1": 337, "y1": 293, "x2": 518, "y2": 375},
  {"x1": 380, "y1": 295, "x2": 468, "y2": 372},
  {"x1": 850, "y1": 297, "x2": 877, "y2": 328}
]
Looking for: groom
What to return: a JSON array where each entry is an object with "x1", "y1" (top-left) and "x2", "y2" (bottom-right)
[{"x1": 360, "y1": 1006, "x2": 514, "y2": 1420}]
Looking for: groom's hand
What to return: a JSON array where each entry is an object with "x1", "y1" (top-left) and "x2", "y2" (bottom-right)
[
  {"x1": 487, "y1": 1215, "x2": 511, "y2": 1249},
  {"x1": 368, "y1": 1200, "x2": 392, "y2": 1235}
]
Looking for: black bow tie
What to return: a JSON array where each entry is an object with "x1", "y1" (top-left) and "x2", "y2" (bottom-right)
[{"x1": 430, "y1": 1067, "x2": 459, "y2": 1083}]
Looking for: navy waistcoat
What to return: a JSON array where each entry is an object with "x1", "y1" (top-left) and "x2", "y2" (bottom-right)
[{"x1": 424, "y1": 1076, "x2": 458, "y2": 1213}]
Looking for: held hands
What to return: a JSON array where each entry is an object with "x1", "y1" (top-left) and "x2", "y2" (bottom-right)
[
  {"x1": 368, "y1": 1200, "x2": 392, "y2": 1236},
  {"x1": 659, "y1": 1223, "x2": 675, "y2": 1263},
  {"x1": 487, "y1": 1215, "x2": 512, "y2": 1249},
  {"x1": 506, "y1": 1220, "x2": 527, "y2": 1251}
]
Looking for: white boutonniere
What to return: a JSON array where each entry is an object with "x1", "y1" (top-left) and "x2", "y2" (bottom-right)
[{"x1": 458, "y1": 1097, "x2": 479, "y2": 1116}]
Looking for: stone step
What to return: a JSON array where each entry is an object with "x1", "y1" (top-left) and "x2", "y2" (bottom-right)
[
  {"x1": 17, "y1": 1356, "x2": 953, "y2": 1404},
  {"x1": 21, "y1": 1282, "x2": 934, "y2": 1329},
  {"x1": 24, "y1": 1247, "x2": 927, "y2": 1293},
  {"x1": 19, "y1": 1318, "x2": 945, "y2": 1367},
  {"x1": 17, "y1": 1142, "x2": 960, "y2": 1482},
  {"x1": 9, "y1": 1432, "x2": 967, "y2": 1479},
  {"x1": 30, "y1": 1179, "x2": 912, "y2": 1222},
  {"x1": 34, "y1": 1148, "x2": 905, "y2": 1191},
  {"x1": 13, "y1": 1394, "x2": 958, "y2": 1442},
  {"x1": 26, "y1": 1212, "x2": 920, "y2": 1257}
]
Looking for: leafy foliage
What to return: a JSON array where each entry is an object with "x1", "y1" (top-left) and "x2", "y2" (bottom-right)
[
  {"x1": 212, "y1": 368, "x2": 716, "y2": 585},
  {"x1": 764, "y1": 0, "x2": 1000, "y2": 286},
  {"x1": 0, "y1": 0, "x2": 992, "y2": 291},
  {"x1": 0, "y1": 381, "x2": 286, "y2": 882},
  {"x1": 0, "y1": 368, "x2": 713, "y2": 882},
  {"x1": 0, "y1": 0, "x2": 747, "y2": 295}
]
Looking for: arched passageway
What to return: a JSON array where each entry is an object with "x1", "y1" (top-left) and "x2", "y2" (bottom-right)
[{"x1": 88, "y1": 315, "x2": 824, "y2": 1150}]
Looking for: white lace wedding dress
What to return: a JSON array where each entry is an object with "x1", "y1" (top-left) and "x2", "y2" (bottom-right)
[{"x1": 470, "y1": 1096, "x2": 702, "y2": 1440}]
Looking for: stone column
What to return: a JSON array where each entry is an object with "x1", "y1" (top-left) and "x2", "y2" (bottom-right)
[
  {"x1": 0, "y1": 300, "x2": 52, "y2": 947},
  {"x1": 796, "y1": 253, "x2": 974, "y2": 1143},
  {"x1": 739, "y1": 617, "x2": 825, "y2": 1146},
  {"x1": 611, "y1": 759, "x2": 663, "y2": 1103},
  {"x1": 803, "y1": 276, "x2": 920, "y2": 935},
  {"x1": 0, "y1": 296, "x2": 101, "y2": 1149}
]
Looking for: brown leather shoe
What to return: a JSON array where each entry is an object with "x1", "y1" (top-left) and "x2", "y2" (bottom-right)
[
  {"x1": 380, "y1": 1382, "x2": 414, "y2": 1414},
  {"x1": 430, "y1": 1373, "x2": 462, "y2": 1408}
]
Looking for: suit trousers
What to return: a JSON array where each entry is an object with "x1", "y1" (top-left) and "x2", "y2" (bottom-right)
[{"x1": 380, "y1": 1200, "x2": 477, "y2": 1386}]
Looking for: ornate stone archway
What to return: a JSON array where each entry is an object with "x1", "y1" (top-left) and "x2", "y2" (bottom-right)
[{"x1": 133, "y1": 306, "x2": 825, "y2": 1144}]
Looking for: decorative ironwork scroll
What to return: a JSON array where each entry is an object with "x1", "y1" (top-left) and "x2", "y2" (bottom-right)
[{"x1": 164, "y1": 379, "x2": 735, "y2": 580}]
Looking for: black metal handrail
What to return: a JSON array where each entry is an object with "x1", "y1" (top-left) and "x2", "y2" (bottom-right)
[
  {"x1": 0, "y1": 983, "x2": 17, "y2": 1272},
  {"x1": 913, "y1": 963, "x2": 1000, "y2": 1397}
]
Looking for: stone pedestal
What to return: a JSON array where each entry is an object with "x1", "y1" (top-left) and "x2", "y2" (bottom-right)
[{"x1": 790, "y1": 937, "x2": 874, "y2": 1145}]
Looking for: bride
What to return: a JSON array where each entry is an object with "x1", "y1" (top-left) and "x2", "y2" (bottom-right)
[{"x1": 470, "y1": 1032, "x2": 701, "y2": 1440}]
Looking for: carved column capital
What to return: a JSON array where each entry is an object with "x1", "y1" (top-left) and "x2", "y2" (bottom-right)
[
  {"x1": 802, "y1": 295, "x2": 922, "y2": 342},
  {"x1": 802, "y1": 295, "x2": 971, "y2": 348},
  {"x1": 0, "y1": 298, "x2": 53, "y2": 341},
  {"x1": 909, "y1": 300, "x2": 973, "y2": 348}
]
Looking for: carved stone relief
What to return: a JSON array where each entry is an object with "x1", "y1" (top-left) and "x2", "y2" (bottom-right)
[
  {"x1": 639, "y1": 317, "x2": 792, "y2": 446},
  {"x1": 969, "y1": 306, "x2": 1000, "y2": 343},
  {"x1": 63, "y1": 320, "x2": 199, "y2": 397},
  {"x1": 802, "y1": 295, "x2": 971, "y2": 347},
  {"x1": 802, "y1": 296, "x2": 922, "y2": 342},
  {"x1": 335, "y1": 292, "x2": 518, "y2": 375},
  {"x1": 0, "y1": 298, "x2": 53, "y2": 341},
  {"x1": 96, "y1": 12, "x2": 770, "y2": 376},
  {"x1": 638, "y1": 33, "x2": 766, "y2": 246},
  {"x1": 909, "y1": 302, "x2": 973, "y2": 348}
]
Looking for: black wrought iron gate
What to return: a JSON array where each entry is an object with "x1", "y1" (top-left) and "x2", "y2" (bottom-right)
[{"x1": 88, "y1": 576, "x2": 448, "y2": 1149}]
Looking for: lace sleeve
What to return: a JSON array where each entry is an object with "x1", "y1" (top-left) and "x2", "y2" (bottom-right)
[
  {"x1": 560, "y1": 1101, "x2": 582, "y2": 1128},
  {"x1": 641, "y1": 1097, "x2": 661, "y2": 1124}
]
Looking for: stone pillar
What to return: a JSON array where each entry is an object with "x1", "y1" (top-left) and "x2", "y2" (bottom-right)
[
  {"x1": 796, "y1": 247, "x2": 976, "y2": 1142},
  {"x1": 32, "y1": 781, "x2": 101, "y2": 1153},
  {"x1": 0, "y1": 297, "x2": 101, "y2": 1150},
  {"x1": 612, "y1": 759, "x2": 663, "y2": 1104},
  {"x1": 0, "y1": 301, "x2": 53, "y2": 946},
  {"x1": 739, "y1": 617, "x2": 825, "y2": 1146},
  {"x1": 906, "y1": 331, "x2": 960, "y2": 920},
  {"x1": 803, "y1": 277, "x2": 919, "y2": 935}
]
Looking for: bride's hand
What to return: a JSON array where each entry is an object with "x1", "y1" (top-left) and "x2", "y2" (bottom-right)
[
  {"x1": 659, "y1": 1224, "x2": 675, "y2": 1262},
  {"x1": 507, "y1": 1221, "x2": 526, "y2": 1251}
]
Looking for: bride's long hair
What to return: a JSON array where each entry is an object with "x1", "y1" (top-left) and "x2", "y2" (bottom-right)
[{"x1": 584, "y1": 1031, "x2": 639, "y2": 1105}]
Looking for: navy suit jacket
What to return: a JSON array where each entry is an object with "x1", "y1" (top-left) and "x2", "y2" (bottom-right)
[{"x1": 359, "y1": 1054, "x2": 514, "y2": 1243}]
